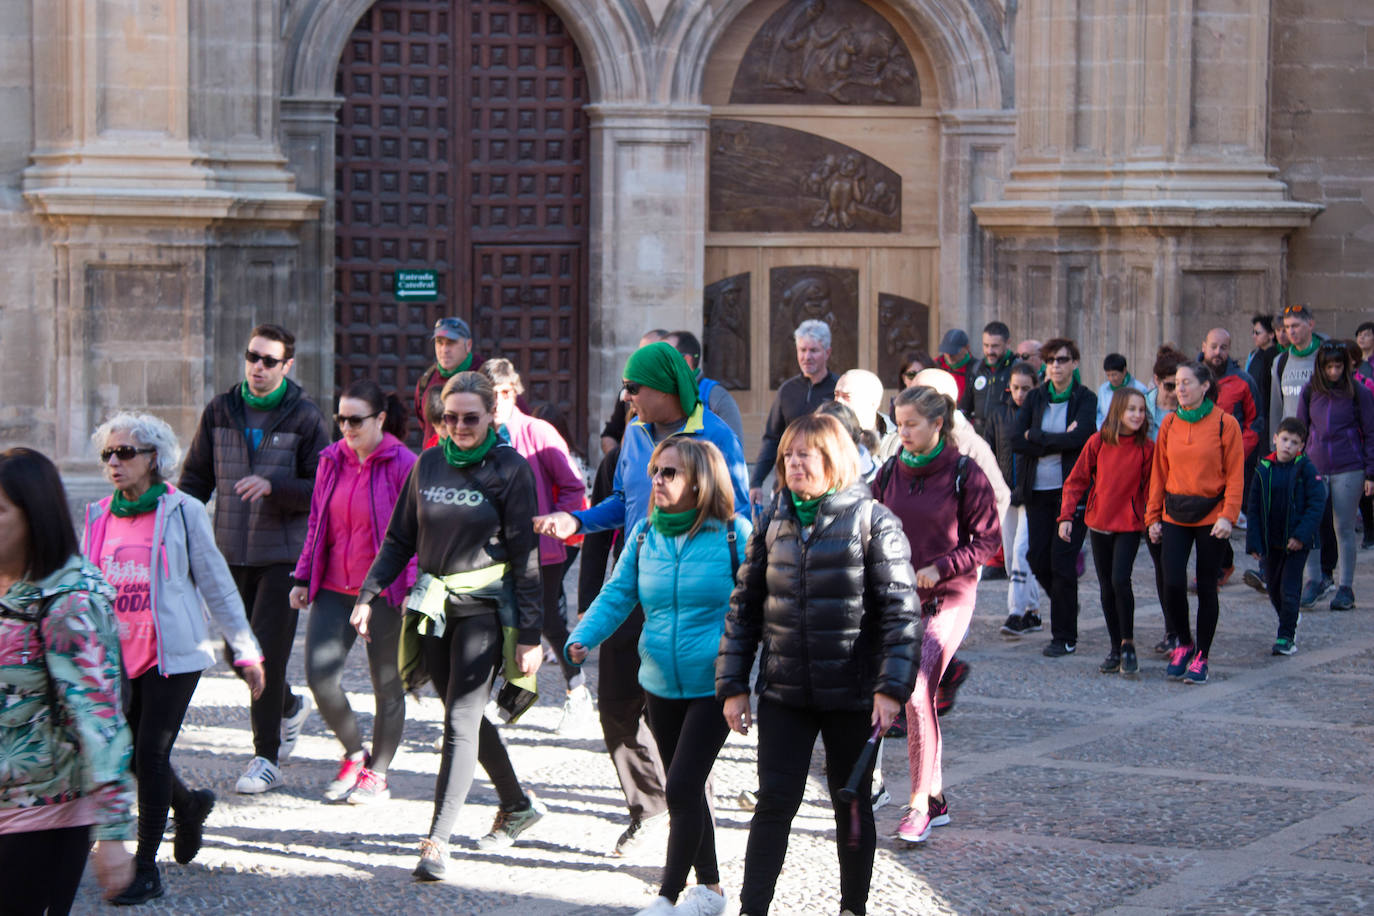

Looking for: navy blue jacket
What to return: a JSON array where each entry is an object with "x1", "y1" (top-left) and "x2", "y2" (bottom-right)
[{"x1": 1245, "y1": 453, "x2": 1326, "y2": 556}]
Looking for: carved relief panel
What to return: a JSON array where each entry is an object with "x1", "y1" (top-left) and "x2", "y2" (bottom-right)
[
  {"x1": 769, "y1": 266, "x2": 858, "y2": 388},
  {"x1": 876, "y1": 293, "x2": 930, "y2": 386},
  {"x1": 703, "y1": 273, "x2": 751, "y2": 389}
]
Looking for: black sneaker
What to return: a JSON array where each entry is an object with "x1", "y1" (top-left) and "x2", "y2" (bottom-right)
[
  {"x1": 935, "y1": 657, "x2": 971, "y2": 717},
  {"x1": 1098, "y1": 652, "x2": 1121, "y2": 674},
  {"x1": 1021, "y1": 611, "x2": 1044, "y2": 633},
  {"x1": 112, "y1": 864, "x2": 163, "y2": 906},
  {"x1": 982, "y1": 564, "x2": 1008, "y2": 581},
  {"x1": 1330, "y1": 586, "x2": 1355, "y2": 610},
  {"x1": 1364, "y1": 534, "x2": 1374, "y2": 549},
  {"x1": 1042, "y1": 640, "x2": 1076, "y2": 657},
  {"x1": 1000, "y1": 613, "x2": 1028, "y2": 638},
  {"x1": 1120, "y1": 646, "x2": 1139, "y2": 677},
  {"x1": 613, "y1": 810, "x2": 668, "y2": 857},
  {"x1": 1153, "y1": 634, "x2": 1179, "y2": 655},
  {"x1": 173, "y1": 788, "x2": 215, "y2": 864},
  {"x1": 1242, "y1": 568, "x2": 1267, "y2": 593}
]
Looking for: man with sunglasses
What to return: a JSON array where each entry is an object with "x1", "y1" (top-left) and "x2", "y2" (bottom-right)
[
  {"x1": 179, "y1": 323, "x2": 330, "y2": 795},
  {"x1": 414, "y1": 317, "x2": 488, "y2": 445},
  {"x1": 1014, "y1": 338, "x2": 1044, "y2": 377},
  {"x1": 962, "y1": 320, "x2": 1017, "y2": 437}
]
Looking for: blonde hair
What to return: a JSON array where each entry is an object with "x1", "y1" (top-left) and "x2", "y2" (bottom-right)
[
  {"x1": 774, "y1": 413, "x2": 860, "y2": 493},
  {"x1": 649, "y1": 437, "x2": 734, "y2": 538}
]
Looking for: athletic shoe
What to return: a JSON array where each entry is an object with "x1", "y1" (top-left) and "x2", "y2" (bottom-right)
[
  {"x1": 173, "y1": 788, "x2": 215, "y2": 864},
  {"x1": 935, "y1": 658, "x2": 971, "y2": 717},
  {"x1": 897, "y1": 808, "x2": 932, "y2": 844},
  {"x1": 112, "y1": 863, "x2": 163, "y2": 906},
  {"x1": 1165, "y1": 645, "x2": 1195, "y2": 681},
  {"x1": 1235, "y1": 511, "x2": 1247, "y2": 530},
  {"x1": 1042, "y1": 640, "x2": 1075, "y2": 657},
  {"x1": 737, "y1": 789, "x2": 757, "y2": 811},
  {"x1": 557, "y1": 684, "x2": 597, "y2": 736},
  {"x1": 1119, "y1": 646, "x2": 1139, "y2": 678},
  {"x1": 1218, "y1": 566, "x2": 1235, "y2": 588},
  {"x1": 1153, "y1": 634, "x2": 1179, "y2": 655},
  {"x1": 613, "y1": 810, "x2": 668, "y2": 857},
  {"x1": 1021, "y1": 611, "x2": 1044, "y2": 633},
  {"x1": 1272, "y1": 637, "x2": 1297, "y2": 656},
  {"x1": 1330, "y1": 586, "x2": 1356, "y2": 611},
  {"x1": 1363, "y1": 534, "x2": 1374, "y2": 549},
  {"x1": 1300, "y1": 576, "x2": 1334, "y2": 608},
  {"x1": 323, "y1": 752, "x2": 367, "y2": 801},
  {"x1": 1242, "y1": 568, "x2": 1267, "y2": 594},
  {"x1": 633, "y1": 898, "x2": 676, "y2": 916},
  {"x1": 477, "y1": 793, "x2": 548, "y2": 850},
  {"x1": 279, "y1": 693, "x2": 312, "y2": 762},
  {"x1": 235, "y1": 756, "x2": 282, "y2": 794},
  {"x1": 413, "y1": 838, "x2": 447, "y2": 881},
  {"x1": 871, "y1": 786, "x2": 891, "y2": 812},
  {"x1": 347, "y1": 767, "x2": 390, "y2": 804},
  {"x1": 1182, "y1": 654, "x2": 1209, "y2": 685},
  {"x1": 927, "y1": 794, "x2": 951, "y2": 828},
  {"x1": 982, "y1": 564, "x2": 1007, "y2": 581},
  {"x1": 1000, "y1": 613, "x2": 1029, "y2": 638},
  {"x1": 675, "y1": 885, "x2": 727, "y2": 916},
  {"x1": 1098, "y1": 652, "x2": 1121, "y2": 674}
]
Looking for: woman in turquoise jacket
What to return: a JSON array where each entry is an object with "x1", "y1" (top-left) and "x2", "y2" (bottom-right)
[{"x1": 567, "y1": 437, "x2": 750, "y2": 916}]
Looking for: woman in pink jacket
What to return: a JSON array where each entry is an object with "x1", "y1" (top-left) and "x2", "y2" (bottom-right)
[{"x1": 290, "y1": 380, "x2": 417, "y2": 803}]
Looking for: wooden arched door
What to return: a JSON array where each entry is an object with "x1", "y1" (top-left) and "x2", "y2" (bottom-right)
[{"x1": 334, "y1": 0, "x2": 589, "y2": 446}]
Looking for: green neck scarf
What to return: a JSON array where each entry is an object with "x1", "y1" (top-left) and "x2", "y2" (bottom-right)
[
  {"x1": 650, "y1": 506, "x2": 699, "y2": 537},
  {"x1": 944, "y1": 351, "x2": 971, "y2": 371},
  {"x1": 623, "y1": 342, "x2": 699, "y2": 415},
  {"x1": 442, "y1": 426, "x2": 497, "y2": 468},
  {"x1": 1110, "y1": 373, "x2": 1134, "y2": 391},
  {"x1": 110, "y1": 482, "x2": 167, "y2": 519},
  {"x1": 790, "y1": 489, "x2": 833, "y2": 527},
  {"x1": 240, "y1": 379, "x2": 288, "y2": 411},
  {"x1": 438, "y1": 352, "x2": 474, "y2": 379},
  {"x1": 1047, "y1": 369, "x2": 1080, "y2": 403},
  {"x1": 1176, "y1": 398, "x2": 1215, "y2": 423},
  {"x1": 900, "y1": 437, "x2": 945, "y2": 468},
  {"x1": 1287, "y1": 337, "x2": 1320, "y2": 359}
]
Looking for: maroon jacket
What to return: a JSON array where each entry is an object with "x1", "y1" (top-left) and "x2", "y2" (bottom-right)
[{"x1": 873, "y1": 445, "x2": 1001, "y2": 610}]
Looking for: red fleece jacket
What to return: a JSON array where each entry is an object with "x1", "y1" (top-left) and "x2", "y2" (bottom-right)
[{"x1": 1058, "y1": 431, "x2": 1154, "y2": 532}]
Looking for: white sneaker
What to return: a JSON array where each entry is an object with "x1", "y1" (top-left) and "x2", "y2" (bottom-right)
[
  {"x1": 557, "y1": 684, "x2": 597, "y2": 736},
  {"x1": 236, "y1": 756, "x2": 282, "y2": 794},
  {"x1": 634, "y1": 897, "x2": 676, "y2": 916},
  {"x1": 871, "y1": 786, "x2": 891, "y2": 812},
  {"x1": 676, "y1": 885, "x2": 727, "y2": 915},
  {"x1": 279, "y1": 694, "x2": 312, "y2": 762}
]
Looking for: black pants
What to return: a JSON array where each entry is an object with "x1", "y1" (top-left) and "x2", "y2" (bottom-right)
[
  {"x1": 1146, "y1": 538, "x2": 1174, "y2": 639},
  {"x1": 741, "y1": 698, "x2": 877, "y2": 916},
  {"x1": 578, "y1": 446, "x2": 619, "y2": 615},
  {"x1": 541, "y1": 561, "x2": 578, "y2": 684},
  {"x1": 226, "y1": 563, "x2": 299, "y2": 764},
  {"x1": 1319, "y1": 489, "x2": 1338, "y2": 578},
  {"x1": 1160, "y1": 522, "x2": 1225, "y2": 657},
  {"x1": 305, "y1": 589, "x2": 405, "y2": 773},
  {"x1": 127, "y1": 668, "x2": 200, "y2": 868},
  {"x1": 423, "y1": 612, "x2": 526, "y2": 842},
  {"x1": 598, "y1": 604, "x2": 667, "y2": 820},
  {"x1": 0, "y1": 825, "x2": 90, "y2": 915},
  {"x1": 1360, "y1": 493, "x2": 1373, "y2": 541},
  {"x1": 1266, "y1": 548, "x2": 1308, "y2": 642},
  {"x1": 644, "y1": 693, "x2": 730, "y2": 902},
  {"x1": 1090, "y1": 530, "x2": 1141, "y2": 649},
  {"x1": 1026, "y1": 489, "x2": 1087, "y2": 645}
]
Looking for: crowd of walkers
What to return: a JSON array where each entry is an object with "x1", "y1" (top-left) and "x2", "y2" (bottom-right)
[{"x1": 3, "y1": 302, "x2": 1374, "y2": 915}]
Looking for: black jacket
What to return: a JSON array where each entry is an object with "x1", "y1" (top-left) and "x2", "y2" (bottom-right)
[
  {"x1": 1009, "y1": 381, "x2": 1097, "y2": 504},
  {"x1": 751, "y1": 372, "x2": 838, "y2": 488},
  {"x1": 961, "y1": 351, "x2": 1016, "y2": 436},
  {"x1": 716, "y1": 483, "x2": 919, "y2": 711},
  {"x1": 178, "y1": 379, "x2": 330, "y2": 566},
  {"x1": 982, "y1": 398, "x2": 1024, "y2": 506}
]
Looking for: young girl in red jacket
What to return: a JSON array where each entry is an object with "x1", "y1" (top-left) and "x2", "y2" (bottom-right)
[{"x1": 1058, "y1": 388, "x2": 1153, "y2": 677}]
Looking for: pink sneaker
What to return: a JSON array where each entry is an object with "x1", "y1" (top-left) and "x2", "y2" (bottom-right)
[
  {"x1": 1165, "y1": 644, "x2": 1195, "y2": 681},
  {"x1": 323, "y1": 753, "x2": 367, "y2": 801},
  {"x1": 897, "y1": 808, "x2": 932, "y2": 844},
  {"x1": 347, "y1": 767, "x2": 390, "y2": 804}
]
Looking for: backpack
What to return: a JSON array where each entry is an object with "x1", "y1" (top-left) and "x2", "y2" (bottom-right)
[{"x1": 632, "y1": 520, "x2": 741, "y2": 576}]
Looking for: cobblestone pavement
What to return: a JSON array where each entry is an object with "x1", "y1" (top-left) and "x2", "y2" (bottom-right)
[{"x1": 70, "y1": 538, "x2": 1374, "y2": 914}]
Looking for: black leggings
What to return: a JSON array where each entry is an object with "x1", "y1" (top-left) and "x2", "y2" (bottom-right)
[
  {"x1": 305, "y1": 589, "x2": 405, "y2": 773},
  {"x1": 540, "y1": 562, "x2": 578, "y2": 684},
  {"x1": 1090, "y1": 530, "x2": 1141, "y2": 648},
  {"x1": 227, "y1": 563, "x2": 300, "y2": 764},
  {"x1": 1026, "y1": 489, "x2": 1088, "y2": 645},
  {"x1": 741, "y1": 698, "x2": 877, "y2": 916},
  {"x1": 127, "y1": 668, "x2": 200, "y2": 868},
  {"x1": 0, "y1": 825, "x2": 90, "y2": 915},
  {"x1": 644, "y1": 693, "x2": 730, "y2": 903},
  {"x1": 1161, "y1": 522, "x2": 1225, "y2": 657},
  {"x1": 423, "y1": 612, "x2": 527, "y2": 843},
  {"x1": 1146, "y1": 538, "x2": 1174, "y2": 639}
]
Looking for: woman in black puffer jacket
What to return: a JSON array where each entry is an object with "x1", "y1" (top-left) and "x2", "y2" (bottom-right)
[{"x1": 717, "y1": 413, "x2": 918, "y2": 916}]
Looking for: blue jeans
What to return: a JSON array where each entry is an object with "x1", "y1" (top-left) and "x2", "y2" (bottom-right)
[{"x1": 1266, "y1": 547, "x2": 1307, "y2": 641}]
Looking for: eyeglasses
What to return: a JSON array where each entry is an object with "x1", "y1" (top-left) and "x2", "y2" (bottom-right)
[
  {"x1": 1016, "y1": 353, "x2": 1032, "y2": 360},
  {"x1": 1160, "y1": 381, "x2": 1177, "y2": 391},
  {"x1": 648, "y1": 465, "x2": 680, "y2": 482},
  {"x1": 335, "y1": 412, "x2": 379, "y2": 429},
  {"x1": 244, "y1": 350, "x2": 286, "y2": 369},
  {"x1": 100, "y1": 446, "x2": 155, "y2": 464},
  {"x1": 441, "y1": 412, "x2": 485, "y2": 427},
  {"x1": 902, "y1": 370, "x2": 919, "y2": 381},
  {"x1": 1046, "y1": 355, "x2": 1074, "y2": 365},
  {"x1": 622, "y1": 381, "x2": 643, "y2": 396}
]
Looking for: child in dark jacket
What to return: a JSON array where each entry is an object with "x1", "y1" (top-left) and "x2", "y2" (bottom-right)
[{"x1": 1246, "y1": 417, "x2": 1327, "y2": 656}]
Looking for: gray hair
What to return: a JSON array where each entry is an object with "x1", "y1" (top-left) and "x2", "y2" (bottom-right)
[
  {"x1": 91, "y1": 412, "x2": 183, "y2": 481},
  {"x1": 794, "y1": 319, "x2": 831, "y2": 349}
]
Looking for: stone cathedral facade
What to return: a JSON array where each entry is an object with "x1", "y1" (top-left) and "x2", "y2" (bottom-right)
[{"x1": 0, "y1": 0, "x2": 1366, "y2": 469}]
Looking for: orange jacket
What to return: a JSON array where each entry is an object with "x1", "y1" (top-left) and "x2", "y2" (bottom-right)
[{"x1": 1145, "y1": 407, "x2": 1245, "y2": 528}]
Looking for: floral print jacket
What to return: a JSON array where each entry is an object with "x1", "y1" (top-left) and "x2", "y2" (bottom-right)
[{"x1": 0, "y1": 555, "x2": 134, "y2": 839}]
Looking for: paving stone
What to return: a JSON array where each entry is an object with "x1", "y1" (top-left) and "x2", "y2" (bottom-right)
[
  {"x1": 1295, "y1": 821, "x2": 1374, "y2": 867},
  {"x1": 1170, "y1": 867, "x2": 1374, "y2": 914}
]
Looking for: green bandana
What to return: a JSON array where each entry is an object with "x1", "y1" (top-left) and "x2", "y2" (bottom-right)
[
  {"x1": 900, "y1": 437, "x2": 945, "y2": 468},
  {"x1": 944, "y1": 351, "x2": 971, "y2": 371},
  {"x1": 1287, "y1": 337, "x2": 1320, "y2": 359},
  {"x1": 438, "y1": 352, "x2": 474, "y2": 379},
  {"x1": 790, "y1": 489, "x2": 833, "y2": 527},
  {"x1": 1176, "y1": 398, "x2": 1215, "y2": 424},
  {"x1": 623, "y1": 342, "x2": 699, "y2": 415},
  {"x1": 650, "y1": 506, "x2": 699, "y2": 537},
  {"x1": 1047, "y1": 369, "x2": 1080, "y2": 403},
  {"x1": 442, "y1": 427, "x2": 498, "y2": 468},
  {"x1": 240, "y1": 379, "x2": 288, "y2": 411},
  {"x1": 1110, "y1": 373, "x2": 1134, "y2": 391},
  {"x1": 110, "y1": 482, "x2": 167, "y2": 518}
]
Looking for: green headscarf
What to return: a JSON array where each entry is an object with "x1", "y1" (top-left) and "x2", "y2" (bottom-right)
[
  {"x1": 1287, "y1": 337, "x2": 1320, "y2": 358},
  {"x1": 110, "y1": 483, "x2": 167, "y2": 518},
  {"x1": 442, "y1": 427, "x2": 498, "y2": 468},
  {"x1": 900, "y1": 438, "x2": 945, "y2": 468},
  {"x1": 623, "y1": 342, "x2": 699, "y2": 415},
  {"x1": 650, "y1": 506, "x2": 699, "y2": 537},
  {"x1": 240, "y1": 379, "x2": 288, "y2": 411},
  {"x1": 1047, "y1": 368, "x2": 1082, "y2": 403},
  {"x1": 790, "y1": 489, "x2": 834, "y2": 527},
  {"x1": 1176, "y1": 398, "x2": 1215, "y2": 424},
  {"x1": 438, "y1": 352, "x2": 474, "y2": 379}
]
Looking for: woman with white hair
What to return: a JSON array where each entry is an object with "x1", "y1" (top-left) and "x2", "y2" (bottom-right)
[{"x1": 83, "y1": 412, "x2": 265, "y2": 904}]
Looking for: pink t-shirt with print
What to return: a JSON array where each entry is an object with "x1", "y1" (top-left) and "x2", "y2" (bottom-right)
[{"x1": 98, "y1": 512, "x2": 159, "y2": 679}]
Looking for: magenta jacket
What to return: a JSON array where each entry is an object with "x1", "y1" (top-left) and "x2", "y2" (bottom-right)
[
  {"x1": 502, "y1": 407, "x2": 587, "y2": 566},
  {"x1": 293, "y1": 433, "x2": 417, "y2": 607}
]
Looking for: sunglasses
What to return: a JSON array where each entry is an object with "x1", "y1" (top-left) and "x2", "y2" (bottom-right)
[
  {"x1": 622, "y1": 381, "x2": 643, "y2": 395},
  {"x1": 1283, "y1": 304, "x2": 1313, "y2": 317},
  {"x1": 441, "y1": 412, "x2": 485, "y2": 428},
  {"x1": 335, "y1": 412, "x2": 379, "y2": 429},
  {"x1": 648, "y1": 465, "x2": 680, "y2": 482},
  {"x1": 100, "y1": 446, "x2": 155, "y2": 464},
  {"x1": 1016, "y1": 353, "x2": 1032, "y2": 360},
  {"x1": 1160, "y1": 381, "x2": 1177, "y2": 391},
  {"x1": 1046, "y1": 355, "x2": 1074, "y2": 365},
  {"x1": 902, "y1": 370, "x2": 919, "y2": 381},
  {"x1": 244, "y1": 350, "x2": 286, "y2": 369}
]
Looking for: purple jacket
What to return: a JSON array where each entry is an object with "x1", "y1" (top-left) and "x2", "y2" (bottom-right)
[
  {"x1": 1297, "y1": 382, "x2": 1374, "y2": 478},
  {"x1": 501, "y1": 408, "x2": 586, "y2": 566},
  {"x1": 872, "y1": 445, "x2": 1001, "y2": 610},
  {"x1": 293, "y1": 433, "x2": 417, "y2": 606}
]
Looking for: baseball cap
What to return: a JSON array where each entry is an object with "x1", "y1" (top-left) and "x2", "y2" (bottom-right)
[
  {"x1": 432, "y1": 317, "x2": 472, "y2": 341},
  {"x1": 938, "y1": 328, "x2": 970, "y2": 356}
]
